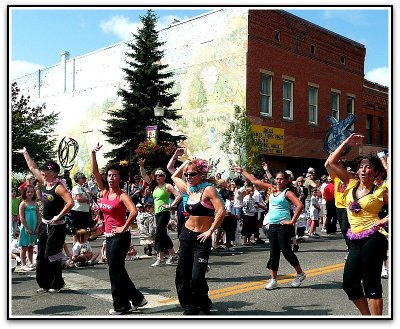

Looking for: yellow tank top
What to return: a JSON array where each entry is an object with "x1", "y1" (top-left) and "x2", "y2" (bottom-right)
[{"x1": 343, "y1": 179, "x2": 388, "y2": 238}]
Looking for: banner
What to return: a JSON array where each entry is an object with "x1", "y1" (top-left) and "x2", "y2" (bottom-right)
[
  {"x1": 253, "y1": 125, "x2": 284, "y2": 155},
  {"x1": 146, "y1": 125, "x2": 158, "y2": 144}
]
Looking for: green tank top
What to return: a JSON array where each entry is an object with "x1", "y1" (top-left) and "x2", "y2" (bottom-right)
[{"x1": 153, "y1": 184, "x2": 170, "y2": 214}]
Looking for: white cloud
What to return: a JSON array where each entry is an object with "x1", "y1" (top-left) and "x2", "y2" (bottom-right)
[
  {"x1": 99, "y1": 15, "x2": 142, "y2": 41},
  {"x1": 365, "y1": 66, "x2": 390, "y2": 87},
  {"x1": 10, "y1": 60, "x2": 44, "y2": 80},
  {"x1": 99, "y1": 14, "x2": 193, "y2": 41}
]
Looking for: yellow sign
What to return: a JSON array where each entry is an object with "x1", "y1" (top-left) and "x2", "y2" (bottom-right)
[{"x1": 253, "y1": 125, "x2": 285, "y2": 155}]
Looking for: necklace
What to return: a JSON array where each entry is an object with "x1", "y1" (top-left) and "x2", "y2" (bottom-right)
[
  {"x1": 188, "y1": 182, "x2": 225, "y2": 204},
  {"x1": 188, "y1": 182, "x2": 213, "y2": 194}
]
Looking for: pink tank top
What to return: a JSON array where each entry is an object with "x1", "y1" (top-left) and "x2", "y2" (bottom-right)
[{"x1": 98, "y1": 190, "x2": 126, "y2": 233}]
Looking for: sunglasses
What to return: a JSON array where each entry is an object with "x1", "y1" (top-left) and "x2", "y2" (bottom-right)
[
  {"x1": 184, "y1": 172, "x2": 199, "y2": 178},
  {"x1": 155, "y1": 175, "x2": 165, "y2": 178}
]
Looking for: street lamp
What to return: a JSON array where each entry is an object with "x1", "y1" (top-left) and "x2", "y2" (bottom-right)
[{"x1": 154, "y1": 102, "x2": 165, "y2": 117}]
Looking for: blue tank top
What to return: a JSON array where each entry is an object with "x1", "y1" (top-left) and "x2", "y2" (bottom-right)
[{"x1": 268, "y1": 188, "x2": 291, "y2": 224}]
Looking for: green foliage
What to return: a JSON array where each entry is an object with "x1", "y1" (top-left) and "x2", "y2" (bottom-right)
[
  {"x1": 11, "y1": 82, "x2": 59, "y2": 173},
  {"x1": 135, "y1": 140, "x2": 176, "y2": 170},
  {"x1": 221, "y1": 105, "x2": 263, "y2": 172},
  {"x1": 101, "y1": 9, "x2": 185, "y2": 163}
]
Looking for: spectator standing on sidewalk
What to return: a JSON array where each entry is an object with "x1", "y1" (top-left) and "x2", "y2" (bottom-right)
[
  {"x1": 91, "y1": 143, "x2": 147, "y2": 315},
  {"x1": 232, "y1": 166, "x2": 306, "y2": 290},
  {"x1": 14, "y1": 148, "x2": 73, "y2": 294}
]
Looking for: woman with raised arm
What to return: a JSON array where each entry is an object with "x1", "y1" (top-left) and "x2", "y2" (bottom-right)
[
  {"x1": 91, "y1": 143, "x2": 147, "y2": 315},
  {"x1": 172, "y1": 158, "x2": 226, "y2": 315},
  {"x1": 232, "y1": 165, "x2": 306, "y2": 290},
  {"x1": 137, "y1": 158, "x2": 182, "y2": 267},
  {"x1": 14, "y1": 147, "x2": 73, "y2": 294},
  {"x1": 325, "y1": 133, "x2": 388, "y2": 315}
]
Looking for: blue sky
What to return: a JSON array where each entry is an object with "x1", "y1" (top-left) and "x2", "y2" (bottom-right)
[{"x1": 10, "y1": 6, "x2": 391, "y2": 86}]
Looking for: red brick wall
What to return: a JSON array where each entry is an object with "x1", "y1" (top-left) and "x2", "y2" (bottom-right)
[{"x1": 245, "y1": 10, "x2": 387, "y2": 164}]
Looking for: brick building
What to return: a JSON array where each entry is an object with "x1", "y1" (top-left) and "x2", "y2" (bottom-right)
[{"x1": 12, "y1": 9, "x2": 389, "y2": 176}]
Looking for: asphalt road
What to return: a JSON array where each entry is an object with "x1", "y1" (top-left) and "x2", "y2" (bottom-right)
[{"x1": 9, "y1": 227, "x2": 391, "y2": 319}]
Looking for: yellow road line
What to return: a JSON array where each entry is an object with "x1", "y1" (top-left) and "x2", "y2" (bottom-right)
[{"x1": 159, "y1": 262, "x2": 345, "y2": 304}]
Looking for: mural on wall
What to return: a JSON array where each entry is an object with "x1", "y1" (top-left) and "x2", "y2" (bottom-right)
[
  {"x1": 13, "y1": 9, "x2": 250, "y2": 175},
  {"x1": 324, "y1": 114, "x2": 357, "y2": 155}
]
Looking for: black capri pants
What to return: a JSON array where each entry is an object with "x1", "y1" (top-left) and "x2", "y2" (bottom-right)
[
  {"x1": 267, "y1": 223, "x2": 300, "y2": 271},
  {"x1": 343, "y1": 232, "x2": 388, "y2": 300},
  {"x1": 154, "y1": 211, "x2": 174, "y2": 252}
]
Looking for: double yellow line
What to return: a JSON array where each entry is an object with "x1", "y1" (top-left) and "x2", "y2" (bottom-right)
[{"x1": 159, "y1": 262, "x2": 344, "y2": 304}]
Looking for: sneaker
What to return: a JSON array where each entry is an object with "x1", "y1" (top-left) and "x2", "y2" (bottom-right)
[
  {"x1": 291, "y1": 272, "x2": 306, "y2": 287},
  {"x1": 36, "y1": 288, "x2": 48, "y2": 293},
  {"x1": 264, "y1": 279, "x2": 278, "y2": 290},
  {"x1": 109, "y1": 308, "x2": 133, "y2": 315},
  {"x1": 166, "y1": 255, "x2": 178, "y2": 265},
  {"x1": 151, "y1": 259, "x2": 166, "y2": 267},
  {"x1": 293, "y1": 244, "x2": 299, "y2": 252},
  {"x1": 132, "y1": 297, "x2": 148, "y2": 310},
  {"x1": 21, "y1": 265, "x2": 35, "y2": 271},
  {"x1": 311, "y1": 233, "x2": 320, "y2": 238},
  {"x1": 381, "y1": 267, "x2": 389, "y2": 279},
  {"x1": 87, "y1": 260, "x2": 99, "y2": 266},
  {"x1": 321, "y1": 228, "x2": 327, "y2": 232},
  {"x1": 48, "y1": 288, "x2": 62, "y2": 293}
]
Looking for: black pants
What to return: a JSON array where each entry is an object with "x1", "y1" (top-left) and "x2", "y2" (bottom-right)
[
  {"x1": 36, "y1": 222, "x2": 66, "y2": 290},
  {"x1": 337, "y1": 207, "x2": 350, "y2": 247},
  {"x1": 175, "y1": 226, "x2": 212, "y2": 313},
  {"x1": 70, "y1": 210, "x2": 91, "y2": 231},
  {"x1": 106, "y1": 231, "x2": 144, "y2": 311},
  {"x1": 343, "y1": 232, "x2": 388, "y2": 300},
  {"x1": 267, "y1": 224, "x2": 300, "y2": 271},
  {"x1": 325, "y1": 201, "x2": 337, "y2": 234},
  {"x1": 154, "y1": 211, "x2": 174, "y2": 252}
]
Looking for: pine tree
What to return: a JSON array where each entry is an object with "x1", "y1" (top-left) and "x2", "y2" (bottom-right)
[
  {"x1": 11, "y1": 82, "x2": 59, "y2": 173},
  {"x1": 102, "y1": 10, "x2": 185, "y2": 162}
]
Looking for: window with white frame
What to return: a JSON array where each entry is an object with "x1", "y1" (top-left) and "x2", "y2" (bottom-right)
[
  {"x1": 260, "y1": 73, "x2": 272, "y2": 116},
  {"x1": 308, "y1": 86, "x2": 318, "y2": 124},
  {"x1": 331, "y1": 92, "x2": 339, "y2": 120},
  {"x1": 347, "y1": 95, "x2": 355, "y2": 131},
  {"x1": 283, "y1": 79, "x2": 293, "y2": 119}
]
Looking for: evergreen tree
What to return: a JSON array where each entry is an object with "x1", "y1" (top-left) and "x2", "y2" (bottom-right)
[
  {"x1": 102, "y1": 10, "x2": 185, "y2": 162},
  {"x1": 221, "y1": 105, "x2": 263, "y2": 173},
  {"x1": 11, "y1": 82, "x2": 59, "y2": 173}
]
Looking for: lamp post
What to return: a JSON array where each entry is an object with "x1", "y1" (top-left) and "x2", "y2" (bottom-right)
[{"x1": 153, "y1": 102, "x2": 166, "y2": 144}]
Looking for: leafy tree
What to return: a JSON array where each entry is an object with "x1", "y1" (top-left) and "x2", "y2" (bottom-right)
[
  {"x1": 221, "y1": 105, "x2": 263, "y2": 172},
  {"x1": 102, "y1": 9, "x2": 185, "y2": 162},
  {"x1": 11, "y1": 82, "x2": 59, "y2": 173},
  {"x1": 134, "y1": 140, "x2": 176, "y2": 170}
]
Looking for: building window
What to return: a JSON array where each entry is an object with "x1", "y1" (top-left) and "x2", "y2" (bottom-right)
[
  {"x1": 311, "y1": 44, "x2": 316, "y2": 54},
  {"x1": 366, "y1": 115, "x2": 373, "y2": 144},
  {"x1": 275, "y1": 31, "x2": 281, "y2": 42},
  {"x1": 283, "y1": 79, "x2": 293, "y2": 119},
  {"x1": 308, "y1": 87, "x2": 318, "y2": 124},
  {"x1": 260, "y1": 73, "x2": 272, "y2": 116},
  {"x1": 347, "y1": 95, "x2": 355, "y2": 131},
  {"x1": 341, "y1": 55, "x2": 346, "y2": 65},
  {"x1": 331, "y1": 92, "x2": 340, "y2": 120},
  {"x1": 377, "y1": 117, "x2": 383, "y2": 146}
]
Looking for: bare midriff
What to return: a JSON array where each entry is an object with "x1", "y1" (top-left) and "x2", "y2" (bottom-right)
[{"x1": 184, "y1": 216, "x2": 214, "y2": 233}]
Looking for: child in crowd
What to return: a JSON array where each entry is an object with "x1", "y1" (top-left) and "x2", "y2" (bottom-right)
[
  {"x1": 11, "y1": 188, "x2": 21, "y2": 242},
  {"x1": 18, "y1": 185, "x2": 40, "y2": 271},
  {"x1": 242, "y1": 186, "x2": 258, "y2": 245},
  {"x1": 308, "y1": 188, "x2": 321, "y2": 238},
  {"x1": 137, "y1": 202, "x2": 156, "y2": 256},
  {"x1": 126, "y1": 244, "x2": 139, "y2": 261},
  {"x1": 11, "y1": 230, "x2": 22, "y2": 265},
  {"x1": 72, "y1": 229, "x2": 99, "y2": 267}
]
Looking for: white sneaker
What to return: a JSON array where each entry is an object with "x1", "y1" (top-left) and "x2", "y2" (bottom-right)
[
  {"x1": 132, "y1": 297, "x2": 148, "y2": 310},
  {"x1": 166, "y1": 255, "x2": 178, "y2": 265},
  {"x1": 109, "y1": 308, "x2": 133, "y2": 315},
  {"x1": 291, "y1": 272, "x2": 306, "y2": 287},
  {"x1": 381, "y1": 267, "x2": 389, "y2": 279},
  {"x1": 36, "y1": 288, "x2": 48, "y2": 293},
  {"x1": 151, "y1": 259, "x2": 166, "y2": 267},
  {"x1": 264, "y1": 279, "x2": 278, "y2": 290}
]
